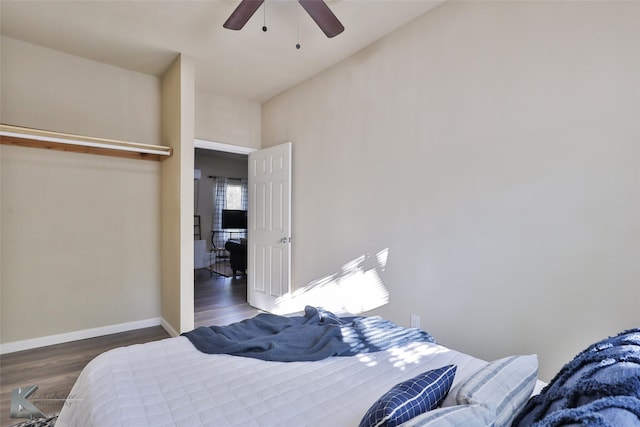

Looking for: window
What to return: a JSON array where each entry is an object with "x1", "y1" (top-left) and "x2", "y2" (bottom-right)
[
  {"x1": 212, "y1": 177, "x2": 248, "y2": 248},
  {"x1": 225, "y1": 180, "x2": 243, "y2": 210}
]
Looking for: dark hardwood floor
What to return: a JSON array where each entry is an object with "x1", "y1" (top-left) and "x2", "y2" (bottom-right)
[
  {"x1": 0, "y1": 269, "x2": 261, "y2": 425},
  {"x1": 194, "y1": 268, "x2": 262, "y2": 327}
]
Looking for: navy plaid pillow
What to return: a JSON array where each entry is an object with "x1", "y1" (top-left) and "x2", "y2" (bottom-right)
[{"x1": 359, "y1": 365, "x2": 457, "y2": 427}]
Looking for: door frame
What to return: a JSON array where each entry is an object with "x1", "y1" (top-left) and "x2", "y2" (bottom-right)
[
  {"x1": 192, "y1": 139, "x2": 256, "y2": 318},
  {"x1": 193, "y1": 138, "x2": 256, "y2": 253},
  {"x1": 194, "y1": 139, "x2": 257, "y2": 156}
]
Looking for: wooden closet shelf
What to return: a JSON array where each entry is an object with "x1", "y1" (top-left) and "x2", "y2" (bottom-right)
[{"x1": 0, "y1": 124, "x2": 173, "y2": 161}]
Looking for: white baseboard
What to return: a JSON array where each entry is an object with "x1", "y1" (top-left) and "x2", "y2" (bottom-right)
[
  {"x1": 160, "y1": 318, "x2": 180, "y2": 337},
  {"x1": 0, "y1": 317, "x2": 162, "y2": 355}
]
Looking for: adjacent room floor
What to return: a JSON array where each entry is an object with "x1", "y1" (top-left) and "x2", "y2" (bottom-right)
[
  {"x1": 0, "y1": 270, "x2": 260, "y2": 426},
  {"x1": 194, "y1": 268, "x2": 261, "y2": 327}
]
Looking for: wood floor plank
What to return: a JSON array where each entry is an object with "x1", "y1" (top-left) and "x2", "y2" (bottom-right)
[{"x1": 0, "y1": 273, "x2": 261, "y2": 425}]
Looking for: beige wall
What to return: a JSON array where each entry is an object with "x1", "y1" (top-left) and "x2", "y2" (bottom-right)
[
  {"x1": 262, "y1": 0, "x2": 640, "y2": 380},
  {"x1": 0, "y1": 146, "x2": 162, "y2": 343},
  {"x1": 1, "y1": 37, "x2": 162, "y2": 345},
  {"x1": 0, "y1": 36, "x2": 256, "y2": 346},
  {"x1": 195, "y1": 91, "x2": 261, "y2": 149},
  {"x1": 160, "y1": 54, "x2": 195, "y2": 335},
  {"x1": 0, "y1": 37, "x2": 160, "y2": 144}
]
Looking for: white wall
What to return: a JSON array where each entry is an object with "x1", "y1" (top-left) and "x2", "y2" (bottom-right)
[
  {"x1": 1, "y1": 37, "x2": 162, "y2": 345},
  {"x1": 262, "y1": 0, "x2": 640, "y2": 380}
]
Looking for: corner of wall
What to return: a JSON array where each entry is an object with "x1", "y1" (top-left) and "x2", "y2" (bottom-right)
[{"x1": 160, "y1": 53, "x2": 195, "y2": 335}]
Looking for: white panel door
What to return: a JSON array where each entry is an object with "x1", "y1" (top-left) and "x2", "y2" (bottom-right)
[{"x1": 247, "y1": 142, "x2": 292, "y2": 312}]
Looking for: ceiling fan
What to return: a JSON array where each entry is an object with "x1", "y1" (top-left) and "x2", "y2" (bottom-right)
[{"x1": 223, "y1": 0, "x2": 345, "y2": 38}]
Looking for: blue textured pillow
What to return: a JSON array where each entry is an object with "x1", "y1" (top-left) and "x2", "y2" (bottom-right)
[
  {"x1": 359, "y1": 365, "x2": 456, "y2": 427},
  {"x1": 512, "y1": 328, "x2": 640, "y2": 427}
]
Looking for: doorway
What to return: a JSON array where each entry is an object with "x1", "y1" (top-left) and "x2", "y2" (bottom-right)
[
  {"x1": 192, "y1": 140, "x2": 293, "y2": 323},
  {"x1": 193, "y1": 141, "x2": 257, "y2": 327}
]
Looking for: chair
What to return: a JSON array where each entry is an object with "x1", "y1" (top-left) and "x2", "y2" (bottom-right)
[{"x1": 225, "y1": 239, "x2": 247, "y2": 277}]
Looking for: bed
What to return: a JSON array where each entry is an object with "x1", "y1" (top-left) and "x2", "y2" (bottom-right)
[{"x1": 56, "y1": 308, "x2": 545, "y2": 427}]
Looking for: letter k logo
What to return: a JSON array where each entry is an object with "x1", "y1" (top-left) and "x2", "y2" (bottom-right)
[{"x1": 10, "y1": 385, "x2": 46, "y2": 419}]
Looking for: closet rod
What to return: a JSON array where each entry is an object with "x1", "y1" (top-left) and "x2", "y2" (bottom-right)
[{"x1": 0, "y1": 124, "x2": 173, "y2": 161}]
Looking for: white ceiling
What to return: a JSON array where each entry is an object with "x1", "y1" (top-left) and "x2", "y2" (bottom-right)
[{"x1": 0, "y1": 0, "x2": 443, "y2": 103}]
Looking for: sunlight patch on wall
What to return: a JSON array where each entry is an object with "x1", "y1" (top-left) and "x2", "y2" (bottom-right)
[{"x1": 274, "y1": 248, "x2": 391, "y2": 315}]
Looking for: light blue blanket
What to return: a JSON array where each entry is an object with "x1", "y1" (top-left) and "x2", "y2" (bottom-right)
[{"x1": 182, "y1": 306, "x2": 435, "y2": 361}]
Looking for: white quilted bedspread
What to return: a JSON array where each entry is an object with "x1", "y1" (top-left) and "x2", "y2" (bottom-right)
[{"x1": 56, "y1": 336, "x2": 488, "y2": 427}]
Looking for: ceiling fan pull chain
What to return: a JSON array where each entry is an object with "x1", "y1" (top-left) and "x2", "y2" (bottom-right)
[
  {"x1": 262, "y1": 1, "x2": 267, "y2": 32},
  {"x1": 296, "y1": 5, "x2": 301, "y2": 49}
]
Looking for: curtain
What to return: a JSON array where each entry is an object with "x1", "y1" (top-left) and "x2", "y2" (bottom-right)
[
  {"x1": 240, "y1": 179, "x2": 248, "y2": 240},
  {"x1": 212, "y1": 177, "x2": 227, "y2": 249},
  {"x1": 241, "y1": 179, "x2": 248, "y2": 210},
  {"x1": 212, "y1": 176, "x2": 249, "y2": 248}
]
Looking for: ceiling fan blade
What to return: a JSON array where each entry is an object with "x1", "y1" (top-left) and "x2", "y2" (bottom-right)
[
  {"x1": 223, "y1": 0, "x2": 265, "y2": 30},
  {"x1": 298, "y1": 0, "x2": 344, "y2": 38}
]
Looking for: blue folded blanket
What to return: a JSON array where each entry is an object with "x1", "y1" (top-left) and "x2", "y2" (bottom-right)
[
  {"x1": 512, "y1": 328, "x2": 640, "y2": 426},
  {"x1": 182, "y1": 306, "x2": 435, "y2": 361}
]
